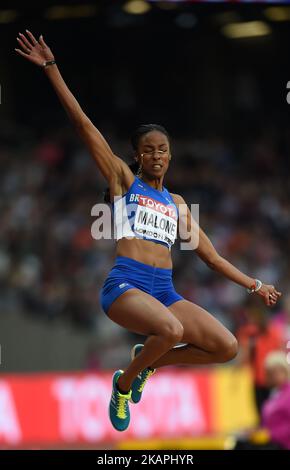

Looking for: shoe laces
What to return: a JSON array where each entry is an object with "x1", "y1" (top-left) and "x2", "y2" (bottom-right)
[
  {"x1": 116, "y1": 391, "x2": 131, "y2": 419},
  {"x1": 138, "y1": 368, "x2": 155, "y2": 393}
]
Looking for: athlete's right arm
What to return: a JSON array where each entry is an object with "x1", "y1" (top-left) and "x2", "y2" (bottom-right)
[{"x1": 15, "y1": 30, "x2": 133, "y2": 188}]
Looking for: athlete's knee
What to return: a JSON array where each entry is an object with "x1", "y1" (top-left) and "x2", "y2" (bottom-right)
[
  {"x1": 216, "y1": 336, "x2": 238, "y2": 363},
  {"x1": 159, "y1": 320, "x2": 184, "y2": 345}
]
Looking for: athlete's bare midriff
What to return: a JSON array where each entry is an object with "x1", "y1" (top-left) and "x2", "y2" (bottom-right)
[{"x1": 116, "y1": 238, "x2": 173, "y2": 269}]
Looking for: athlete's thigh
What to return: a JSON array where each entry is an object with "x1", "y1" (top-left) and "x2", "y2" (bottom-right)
[
  {"x1": 107, "y1": 288, "x2": 182, "y2": 337},
  {"x1": 168, "y1": 299, "x2": 236, "y2": 351}
]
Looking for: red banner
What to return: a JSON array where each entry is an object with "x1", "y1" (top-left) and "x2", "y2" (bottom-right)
[{"x1": 0, "y1": 367, "x2": 256, "y2": 447}]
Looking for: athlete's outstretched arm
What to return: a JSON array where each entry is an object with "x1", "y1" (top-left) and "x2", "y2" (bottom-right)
[
  {"x1": 172, "y1": 194, "x2": 282, "y2": 307},
  {"x1": 15, "y1": 30, "x2": 133, "y2": 188}
]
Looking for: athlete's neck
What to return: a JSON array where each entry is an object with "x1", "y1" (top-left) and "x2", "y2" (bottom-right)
[{"x1": 139, "y1": 175, "x2": 164, "y2": 191}]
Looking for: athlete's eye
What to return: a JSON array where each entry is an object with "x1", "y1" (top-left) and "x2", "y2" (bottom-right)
[
  {"x1": 141, "y1": 150, "x2": 153, "y2": 157},
  {"x1": 141, "y1": 149, "x2": 168, "y2": 157}
]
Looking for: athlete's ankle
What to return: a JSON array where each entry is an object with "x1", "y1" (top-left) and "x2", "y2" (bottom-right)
[{"x1": 116, "y1": 377, "x2": 131, "y2": 395}]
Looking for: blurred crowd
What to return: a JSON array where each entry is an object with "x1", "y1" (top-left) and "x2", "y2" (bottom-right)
[{"x1": 0, "y1": 120, "x2": 290, "y2": 366}]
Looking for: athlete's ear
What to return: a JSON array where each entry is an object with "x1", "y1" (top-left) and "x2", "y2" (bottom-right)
[{"x1": 169, "y1": 153, "x2": 172, "y2": 161}]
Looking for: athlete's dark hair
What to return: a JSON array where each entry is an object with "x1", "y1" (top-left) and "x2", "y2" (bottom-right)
[
  {"x1": 103, "y1": 124, "x2": 170, "y2": 203},
  {"x1": 130, "y1": 123, "x2": 170, "y2": 152}
]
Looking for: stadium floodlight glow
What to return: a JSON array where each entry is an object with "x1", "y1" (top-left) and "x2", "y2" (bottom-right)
[
  {"x1": 123, "y1": 1, "x2": 151, "y2": 15},
  {"x1": 45, "y1": 4, "x2": 97, "y2": 20},
  {"x1": 221, "y1": 21, "x2": 271, "y2": 39},
  {"x1": 0, "y1": 9, "x2": 18, "y2": 23},
  {"x1": 264, "y1": 7, "x2": 290, "y2": 22}
]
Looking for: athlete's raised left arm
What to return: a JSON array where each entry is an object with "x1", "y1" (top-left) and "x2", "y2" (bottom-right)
[{"x1": 172, "y1": 194, "x2": 282, "y2": 307}]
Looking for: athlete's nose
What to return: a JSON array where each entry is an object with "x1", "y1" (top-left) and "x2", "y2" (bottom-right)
[{"x1": 152, "y1": 151, "x2": 161, "y2": 160}]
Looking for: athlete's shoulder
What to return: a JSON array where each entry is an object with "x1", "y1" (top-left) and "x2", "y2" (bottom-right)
[{"x1": 170, "y1": 193, "x2": 186, "y2": 207}]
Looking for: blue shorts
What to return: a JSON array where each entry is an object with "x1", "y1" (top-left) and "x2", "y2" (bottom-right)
[{"x1": 100, "y1": 256, "x2": 184, "y2": 315}]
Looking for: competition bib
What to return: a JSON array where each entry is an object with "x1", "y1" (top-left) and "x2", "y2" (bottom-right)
[{"x1": 133, "y1": 195, "x2": 178, "y2": 246}]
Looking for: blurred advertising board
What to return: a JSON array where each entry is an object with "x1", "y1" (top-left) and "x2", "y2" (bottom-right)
[{"x1": 0, "y1": 367, "x2": 258, "y2": 447}]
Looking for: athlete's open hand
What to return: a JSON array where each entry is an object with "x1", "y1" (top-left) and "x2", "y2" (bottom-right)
[
  {"x1": 256, "y1": 283, "x2": 282, "y2": 307},
  {"x1": 15, "y1": 30, "x2": 54, "y2": 67}
]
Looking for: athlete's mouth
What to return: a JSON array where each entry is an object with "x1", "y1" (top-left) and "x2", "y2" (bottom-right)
[{"x1": 152, "y1": 164, "x2": 162, "y2": 169}]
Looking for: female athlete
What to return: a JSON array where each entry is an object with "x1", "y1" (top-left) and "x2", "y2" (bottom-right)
[{"x1": 15, "y1": 31, "x2": 282, "y2": 432}]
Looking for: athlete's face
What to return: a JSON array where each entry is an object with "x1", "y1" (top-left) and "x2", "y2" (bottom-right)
[{"x1": 136, "y1": 131, "x2": 171, "y2": 179}]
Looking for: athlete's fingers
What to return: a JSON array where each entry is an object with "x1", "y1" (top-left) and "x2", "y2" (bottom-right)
[
  {"x1": 265, "y1": 292, "x2": 270, "y2": 307},
  {"x1": 25, "y1": 29, "x2": 38, "y2": 45},
  {"x1": 269, "y1": 292, "x2": 278, "y2": 300},
  {"x1": 268, "y1": 292, "x2": 278, "y2": 306},
  {"x1": 15, "y1": 48, "x2": 30, "y2": 58},
  {"x1": 16, "y1": 37, "x2": 31, "y2": 54},
  {"x1": 39, "y1": 35, "x2": 47, "y2": 48},
  {"x1": 18, "y1": 32, "x2": 33, "y2": 50}
]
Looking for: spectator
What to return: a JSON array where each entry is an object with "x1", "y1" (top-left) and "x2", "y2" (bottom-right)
[
  {"x1": 261, "y1": 351, "x2": 290, "y2": 450},
  {"x1": 237, "y1": 299, "x2": 283, "y2": 414}
]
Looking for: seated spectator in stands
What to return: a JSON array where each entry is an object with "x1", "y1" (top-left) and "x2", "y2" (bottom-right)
[
  {"x1": 261, "y1": 351, "x2": 290, "y2": 450},
  {"x1": 237, "y1": 299, "x2": 283, "y2": 414}
]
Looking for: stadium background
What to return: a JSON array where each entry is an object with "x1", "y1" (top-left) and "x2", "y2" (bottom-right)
[{"x1": 1, "y1": 0, "x2": 290, "y2": 449}]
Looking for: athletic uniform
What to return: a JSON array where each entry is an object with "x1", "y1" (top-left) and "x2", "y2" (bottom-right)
[{"x1": 100, "y1": 176, "x2": 184, "y2": 314}]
